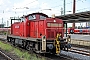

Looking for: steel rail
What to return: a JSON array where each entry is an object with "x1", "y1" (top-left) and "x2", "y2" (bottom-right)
[
  {"x1": 0, "y1": 50, "x2": 13, "y2": 60},
  {"x1": 69, "y1": 47, "x2": 90, "y2": 56}
]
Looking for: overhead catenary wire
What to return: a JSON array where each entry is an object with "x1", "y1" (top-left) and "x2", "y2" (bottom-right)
[
  {"x1": 76, "y1": 7, "x2": 90, "y2": 12},
  {"x1": 51, "y1": 0, "x2": 87, "y2": 9},
  {"x1": 15, "y1": 0, "x2": 38, "y2": 9}
]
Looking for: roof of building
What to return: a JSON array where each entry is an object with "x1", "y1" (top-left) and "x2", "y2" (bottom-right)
[{"x1": 56, "y1": 11, "x2": 90, "y2": 23}]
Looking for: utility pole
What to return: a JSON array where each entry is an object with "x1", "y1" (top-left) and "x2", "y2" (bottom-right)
[
  {"x1": 86, "y1": 22, "x2": 88, "y2": 27},
  {"x1": 7, "y1": 20, "x2": 9, "y2": 27},
  {"x1": 63, "y1": 0, "x2": 65, "y2": 15},
  {"x1": 2, "y1": 18, "x2": 3, "y2": 24},
  {"x1": 61, "y1": 7, "x2": 63, "y2": 15},
  {"x1": 63, "y1": 0, "x2": 67, "y2": 37},
  {"x1": 72, "y1": 0, "x2": 76, "y2": 28}
]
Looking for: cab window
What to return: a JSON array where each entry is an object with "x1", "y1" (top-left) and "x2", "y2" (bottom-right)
[
  {"x1": 28, "y1": 15, "x2": 36, "y2": 20},
  {"x1": 47, "y1": 23, "x2": 62, "y2": 27},
  {"x1": 21, "y1": 18, "x2": 25, "y2": 22},
  {"x1": 40, "y1": 15, "x2": 46, "y2": 19}
]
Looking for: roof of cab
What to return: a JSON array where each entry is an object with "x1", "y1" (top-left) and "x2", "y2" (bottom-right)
[{"x1": 21, "y1": 12, "x2": 48, "y2": 18}]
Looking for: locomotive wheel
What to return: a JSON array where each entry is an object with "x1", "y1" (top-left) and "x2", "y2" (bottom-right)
[
  {"x1": 8, "y1": 38, "x2": 11, "y2": 42},
  {"x1": 10, "y1": 38, "x2": 15, "y2": 46},
  {"x1": 26, "y1": 44, "x2": 30, "y2": 51},
  {"x1": 26, "y1": 45, "x2": 30, "y2": 51},
  {"x1": 21, "y1": 41, "x2": 25, "y2": 48}
]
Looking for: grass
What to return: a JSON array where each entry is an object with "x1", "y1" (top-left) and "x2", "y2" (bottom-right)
[{"x1": 0, "y1": 41, "x2": 45, "y2": 60}]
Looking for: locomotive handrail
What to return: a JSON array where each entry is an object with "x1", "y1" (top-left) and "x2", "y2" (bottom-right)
[{"x1": 55, "y1": 34, "x2": 61, "y2": 54}]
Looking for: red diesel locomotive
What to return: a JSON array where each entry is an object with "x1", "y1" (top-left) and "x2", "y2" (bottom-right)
[{"x1": 7, "y1": 13, "x2": 71, "y2": 54}]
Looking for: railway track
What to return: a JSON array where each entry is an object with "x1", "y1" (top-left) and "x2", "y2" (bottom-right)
[
  {"x1": 0, "y1": 35, "x2": 89, "y2": 60},
  {"x1": 0, "y1": 37, "x2": 90, "y2": 60},
  {"x1": 69, "y1": 47, "x2": 90, "y2": 56},
  {"x1": 0, "y1": 50, "x2": 13, "y2": 60},
  {"x1": 0, "y1": 35, "x2": 75, "y2": 60},
  {"x1": 2, "y1": 34, "x2": 90, "y2": 60},
  {"x1": 13, "y1": 43, "x2": 74, "y2": 60},
  {"x1": 44, "y1": 54, "x2": 75, "y2": 60}
]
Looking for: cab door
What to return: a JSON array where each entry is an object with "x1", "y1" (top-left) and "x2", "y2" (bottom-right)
[{"x1": 35, "y1": 22, "x2": 38, "y2": 38}]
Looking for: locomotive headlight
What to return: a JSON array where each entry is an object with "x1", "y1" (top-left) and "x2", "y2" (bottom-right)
[
  {"x1": 43, "y1": 36, "x2": 45, "y2": 39},
  {"x1": 42, "y1": 36, "x2": 46, "y2": 42},
  {"x1": 43, "y1": 36, "x2": 45, "y2": 41},
  {"x1": 43, "y1": 39, "x2": 45, "y2": 41},
  {"x1": 67, "y1": 35, "x2": 71, "y2": 42},
  {"x1": 54, "y1": 20, "x2": 56, "y2": 22}
]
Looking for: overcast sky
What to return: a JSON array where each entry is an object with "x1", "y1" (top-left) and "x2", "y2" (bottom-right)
[{"x1": 0, "y1": 0, "x2": 90, "y2": 27}]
